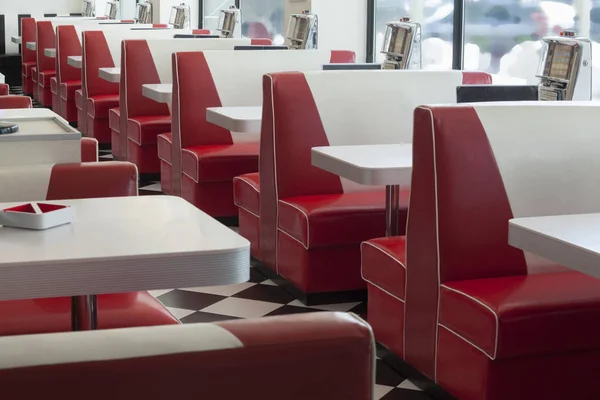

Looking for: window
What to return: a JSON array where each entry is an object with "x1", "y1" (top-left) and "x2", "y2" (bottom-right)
[
  {"x1": 240, "y1": 0, "x2": 286, "y2": 44},
  {"x1": 374, "y1": 0, "x2": 454, "y2": 69},
  {"x1": 203, "y1": 0, "x2": 235, "y2": 31}
]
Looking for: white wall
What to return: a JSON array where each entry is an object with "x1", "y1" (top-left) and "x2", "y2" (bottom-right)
[{"x1": 3, "y1": 0, "x2": 81, "y2": 54}]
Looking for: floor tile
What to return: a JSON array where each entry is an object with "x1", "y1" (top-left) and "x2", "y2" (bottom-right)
[
  {"x1": 248, "y1": 268, "x2": 268, "y2": 283},
  {"x1": 156, "y1": 289, "x2": 226, "y2": 311},
  {"x1": 260, "y1": 279, "x2": 277, "y2": 286},
  {"x1": 180, "y1": 311, "x2": 242, "y2": 323},
  {"x1": 166, "y1": 307, "x2": 196, "y2": 320},
  {"x1": 201, "y1": 297, "x2": 283, "y2": 319},
  {"x1": 287, "y1": 299, "x2": 362, "y2": 312},
  {"x1": 398, "y1": 380, "x2": 422, "y2": 391},
  {"x1": 381, "y1": 388, "x2": 433, "y2": 399},
  {"x1": 183, "y1": 282, "x2": 256, "y2": 297},
  {"x1": 375, "y1": 384, "x2": 395, "y2": 400},
  {"x1": 148, "y1": 288, "x2": 173, "y2": 298},
  {"x1": 376, "y1": 359, "x2": 406, "y2": 387},
  {"x1": 232, "y1": 284, "x2": 295, "y2": 304},
  {"x1": 264, "y1": 305, "x2": 322, "y2": 316},
  {"x1": 140, "y1": 182, "x2": 162, "y2": 192}
]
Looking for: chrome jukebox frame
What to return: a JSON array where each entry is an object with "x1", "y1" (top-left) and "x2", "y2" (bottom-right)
[
  {"x1": 381, "y1": 17, "x2": 422, "y2": 70},
  {"x1": 217, "y1": 6, "x2": 240, "y2": 38},
  {"x1": 286, "y1": 11, "x2": 318, "y2": 50},
  {"x1": 81, "y1": 0, "x2": 95, "y2": 18},
  {"x1": 135, "y1": 1, "x2": 152, "y2": 24},
  {"x1": 169, "y1": 3, "x2": 191, "y2": 29},
  {"x1": 105, "y1": 0, "x2": 119, "y2": 20}
]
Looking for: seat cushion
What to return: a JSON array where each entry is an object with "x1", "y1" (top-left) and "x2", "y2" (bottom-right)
[
  {"x1": 157, "y1": 132, "x2": 172, "y2": 162},
  {"x1": 86, "y1": 94, "x2": 119, "y2": 119},
  {"x1": 440, "y1": 271, "x2": 600, "y2": 360},
  {"x1": 182, "y1": 143, "x2": 259, "y2": 183},
  {"x1": 127, "y1": 116, "x2": 171, "y2": 146},
  {"x1": 234, "y1": 173, "x2": 260, "y2": 216},
  {"x1": 109, "y1": 107, "x2": 120, "y2": 132},
  {"x1": 0, "y1": 291, "x2": 179, "y2": 336},
  {"x1": 38, "y1": 70, "x2": 56, "y2": 87},
  {"x1": 278, "y1": 190, "x2": 408, "y2": 249},
  {"x1": 361, "y1": 237, "x2": 407, "y2": 300},
  {"x1": 75, "y1": 89, "x2": 84, "y2": 110},
  {"x1": 22, "y1": 61, "x2": 36, "y2": 77},
  {"x1": 60, "y1": 80, "x2": 81, "y2": 101},
  {"x1": 31, "y1": 67, "x2": 37, "y2": 83},
  {"x1": 50, "y1": 77, "x2": 58, "y2": 95}
]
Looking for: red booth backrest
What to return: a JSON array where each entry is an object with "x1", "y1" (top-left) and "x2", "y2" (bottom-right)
[
  {"x1": 36, "y1": 21, "x2": 56, "y2": 73},
  {"x1": 56, "y1": 26, "x2": 82, "y2": 85},
  {"x1": 0, "y1": 313, "x2": 374, "y2": 400},
  {"x1": 21, "y1": 18, "x2": 37, "y2": 64},
  {"x1": 0, "y1": 162, "x2": 138, "y2": 202},
  {"x1": 258, "y1": 70, "x2": 491, "y2": 268},
  {"x1": 404, "y1": 101, "x2": 600, "y2": 378},
  {"x1": 170, "y1": 49, "x2": 355, "y2": 196}
]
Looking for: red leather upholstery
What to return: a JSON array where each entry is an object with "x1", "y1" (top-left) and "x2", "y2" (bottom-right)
[
  {"x1": 157, "y1": 132, "x2": 172, "y2": 194},
  {"x1": 1, "y1": 313, "x2": 374, "y2": 400},
  {"x1": 50, "y1": 77, "x2": 60, "y2": 114},
  {"x1": 401, "y1": 103, "x2": 600, "y2": 400},
  {"x1": 56, "y1": 25, "x2": 82, "y2": 123},
  {"x1": 0, "y1": 162, "x2": 178, "y2": 335},
  {"x1": 21, "y1": 18, "x2": 37, "y2": 95},
  {"x1": 250, "y1": 38, "x2": 273, "y2": 45},
  {"x1": 192, "y1": 29, "x2": 211, "y2": 34},
  {"x1": 109, "y1": 107, "x2": 121, "y2": 157},
  {"x1": 0, "y1": 84, "x2": 8, "y2": 96},
  {"x1": 361, "y1": 237, "x2": 406, "y2": 358},
  {"x1": 0, "y1": 95, "x2": 32, "y2": 109},
  {"x1": 36, "y1": 21, "x2": 57, "y2": 106},
  {"x1": 234, "y1": 173, "x2": 260, "y2": 257},
  {"x1": 173, "y1": 50, "x2": 355, "y2": 219},
  {"x1": 75, "y1": 89, "x2": 86, "y2": 133},
  {"x1": 81, "y1": 137, "x2": 99, "y2": 162},
  {"x1": 31, "y1": 67, "x2": 38, "y2": 100},
  {"x1": 127, "y1": 115, "x2": 171, "y2": 173},
  {"x1": 82, "y1": 31, "x2": 120, "y2": 143}
]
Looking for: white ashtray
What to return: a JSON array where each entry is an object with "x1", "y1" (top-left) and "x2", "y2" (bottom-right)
[{"x1": 0, "y1": 202, "x2": 74, "y2": 230}]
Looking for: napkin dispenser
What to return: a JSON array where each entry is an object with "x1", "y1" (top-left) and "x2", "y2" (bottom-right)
[
  {"x1": 286, "y1": 10, "x2": 318, "y2": 50},
  {"x1": 135, "y1": 1, "x2": 152, "y2": 24},
  {"x1": 169, "y1": 3, "x2": 191, "y2": 29},
  {"x1": 537, "y1": 30, "x2": 592, "y2": 101},
  {"x1": 381, "y1": 17, "x2": 422, "y2": 70},
  {"x1": 218, "y1": 5, "x2": 240, "y2": 38},
  {"x1": 81, "y1": 0, "x2": 95, "y2": 17},
  {"x1": 105, "y1": 0, "x2": 119, "y2": 20}
]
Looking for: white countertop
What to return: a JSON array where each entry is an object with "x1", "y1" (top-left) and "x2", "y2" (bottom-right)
[
  {"x1": 311, "y1": 144, "x2": 413, "y2": 186},
  {"x1": 67, "y1": 56, "x2": 82, "y2": 68},
  {"x1": 11, "y1": 36, "x2": 22, "y2": 45},
  {"x1": 0, "y1": 196, "x2": 250, "y2": 301},
  {"x1": 207, "y1": 107, "x2": 262, "y2": 134},
  {"x1": 26, "y1": 42, "x2": 36, "y2": 51},
  {"x1": 0, "y1": 108, "x2": 66, "y2": 121},
  {"x1": 509, "y1": 214, "x2": 600, "y2": 280},
  {"x1": 142, "y1": 84, "x2": 172, "y2": 104},
  {"x1": 99, "y1": 67, "x2": 121, "y2": 83},
  {"x1": 44, "y1": 48, "x2": 56, "y2": 58}
]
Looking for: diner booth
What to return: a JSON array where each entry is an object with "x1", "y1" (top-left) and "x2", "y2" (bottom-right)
[{"x1": 2, "y1": 0, "x2": 600, "y2": 399}]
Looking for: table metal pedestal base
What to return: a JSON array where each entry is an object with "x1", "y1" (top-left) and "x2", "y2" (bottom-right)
[
  {"x1": 386, "y1": 185, "x2": 400, "y2": 237},
  {"x1": 71, "y1": 295, "x2": 98, "y2": 331}
]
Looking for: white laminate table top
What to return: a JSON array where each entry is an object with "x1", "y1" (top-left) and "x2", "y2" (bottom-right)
[
  {"x1": 11, "y1": 36, "x2": 22, "y2": 44},
  {"x1": 0, "y1": 196, "x2": 250, "y2": 301},
  {"x1": 26, "y1": 42, "x2": 36, "y2": 50},
  {"x1": 509, "y1": 214, "x2": 600, "y2": 280},
  {"x1": 0, "y1": 108, "x2": 65, "y2": 121},
  {"x1": 311, "y1": 144, "x2": 413, "y2": 186},
  {"x1": 67, "y1": 56, "x2": 82, "y2": 68},
  {"x1": 142, "y1": 84, "x2": 172, "y2": 104},
  {"x1": 206, "y1": 107, "x2": 262, "y2": 134},
  {"x1": 44, "y1": 48, "x2": 56, "y2": 58},
  {"x1": 99, "y1": 67, "x2": 121, "y2": 83}
]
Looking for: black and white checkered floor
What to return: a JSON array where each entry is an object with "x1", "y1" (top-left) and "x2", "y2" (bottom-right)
[{"x1": 12, "y1": 86, "x2": 438, "y2": 399}]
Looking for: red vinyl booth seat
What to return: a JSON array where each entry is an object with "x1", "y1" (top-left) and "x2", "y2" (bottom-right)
[
  {"x1": 234, "y1": 173, "x2": 260, "y2": 257},
  {"x1": 157, "y1": 132, "x2": 172, "y2": 194},
  {"x1": 0, "y1": 84, "x2": 8, "y2": 96},
  {"x1": 0, "y1": 162, "x2": 178, "y2": 335},
  {"x1": 399, "y1": 103, "x2": 600, "y2": 400},
  {"x1": 81, "y1": 137, "x2": 99, "y2": 162},
  {"x1": 127, "y1": 115, "x2": 171, "y2": 173},
  {"x1": 50, "y1": 77, "x2": 60, "y2": 113},
  {"x1": 75, "y1": 89, "x2": 85, "y2": 132},
  {"x1": 0, "y1": 95, "x2": 32, "y2": 109},
  {"x1": 172, "y1": 50, "x2": 355, "y2": 220},
  {"x1": 60, "y1": 81, "x2": 82, "y2": 122},
  {"x1": 1, "y1": 313, "x2": 374, "y2": 400},
  {"x1": 20, "y1": 18, "x2": 37, "y2": 95},
  {"x1": 258, "y1": 70, "x2": 491, "y2": 301},
  {"x1": 86, "y1": 94, "x2": 119, "y2": 143},
  {"x1": 109, "y1": 108, "x2": 121, "y2": 157}
]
